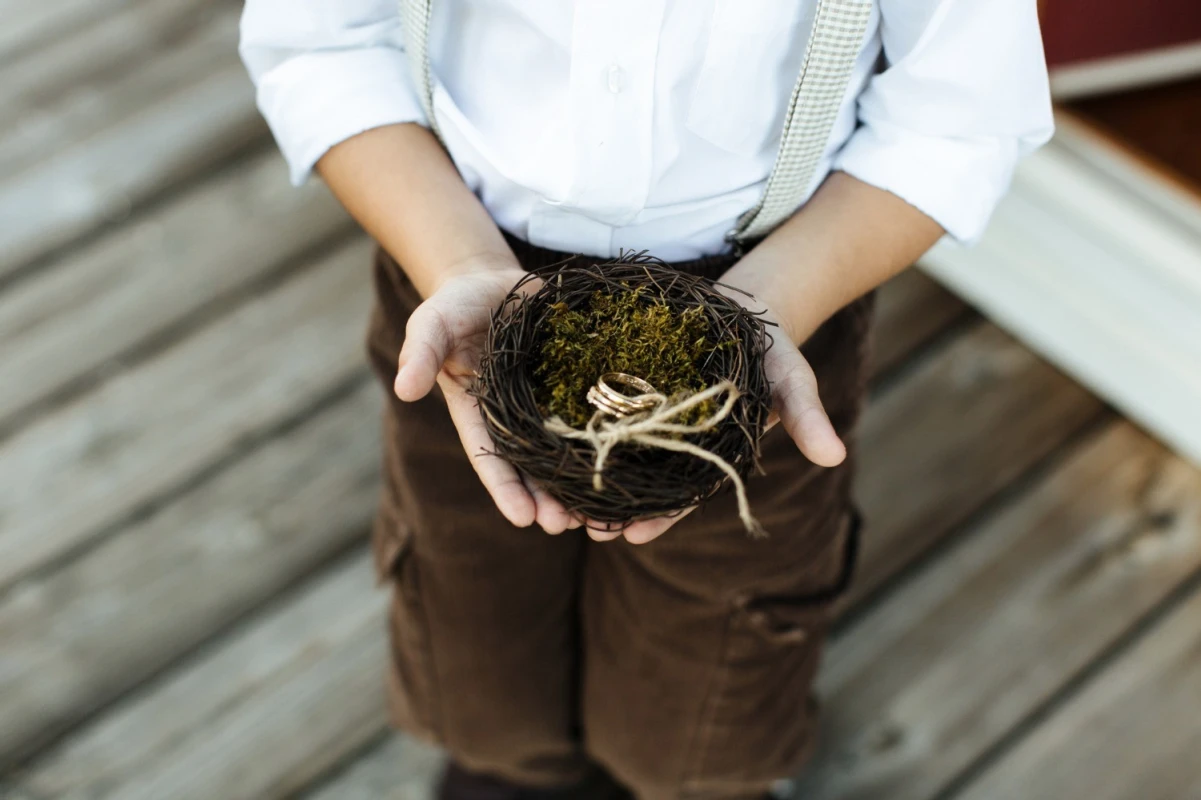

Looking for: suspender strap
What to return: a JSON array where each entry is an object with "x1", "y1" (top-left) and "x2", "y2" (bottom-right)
[
  {"x1": 400, "y1": 0, "x2": 439, "y2": 139},
  {"x1": 730, "y1": 0, "x2": 873, "y2": 245},
  {"x1": 399, "y1": 0, "x2": 873, "y2": 247}
]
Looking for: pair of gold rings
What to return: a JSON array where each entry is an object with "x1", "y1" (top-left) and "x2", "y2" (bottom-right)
[{"x1": 587, "y1": 372, "x2": 660, "y2": 418}]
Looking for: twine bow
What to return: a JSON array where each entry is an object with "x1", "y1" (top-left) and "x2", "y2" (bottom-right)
[{"x1": 544, "y1": 381, "x2": 766, "y2": 537}]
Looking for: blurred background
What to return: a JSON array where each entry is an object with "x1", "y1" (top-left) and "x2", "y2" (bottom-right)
[{"x1": 0, "y1": 1, "x2": 1199, "y2": 799}]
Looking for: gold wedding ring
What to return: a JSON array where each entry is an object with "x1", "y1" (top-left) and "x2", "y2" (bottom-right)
[{"x1": 587, "y1": 372, "x2": 660, "y2": 418}]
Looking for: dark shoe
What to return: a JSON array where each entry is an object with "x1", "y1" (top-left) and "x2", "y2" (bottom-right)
[{"x1": 437, "y1": 762, "x2": 633, "y2": 800}]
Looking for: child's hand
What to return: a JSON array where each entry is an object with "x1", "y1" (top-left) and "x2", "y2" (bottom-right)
[
  {"x1": 615, "y1": 172, "x2": 947, "y2": 546},
  {"x1": 725, "y1": 291, "x2": 848, "y2": 466},
  {"x1": 393, "y1": 259, "x2": 584, "y2": 535},
  {"x1": 391, "y1": 256, "x2": 843, "y2": 546}
]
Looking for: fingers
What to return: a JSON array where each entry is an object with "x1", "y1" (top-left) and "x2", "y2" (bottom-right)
[
  {"x1": 395, "y1": 300, "x2": 454, "y2": 402},
  {"x1": 769, "y1": 347, "x2": 846, "y2": 467},
  {"x1": 527, "y1": 482, "x2": 576, "y2": 535},
  {"x1": 438, "y1": 372, "x2": 537, "y2": 528},
  {"x1": 584, "y1": 521, "x2": 624, "y2": 543},
  {"x1": 622, "y1": 506, "x2": 694, "y2": 544},
  {"x1": 575, "y1": 505, "x2": 694, "y2": 544},
  {"x1": 438, "y1": 370, "x2": 586, "y2": 535}
]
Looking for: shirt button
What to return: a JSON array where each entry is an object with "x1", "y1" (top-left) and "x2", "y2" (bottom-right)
[{"x1": 606, "y1": 64, "x2": 625, "y2": 94}]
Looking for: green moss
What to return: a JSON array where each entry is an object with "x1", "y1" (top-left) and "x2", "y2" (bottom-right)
[{"x1": 534, "y1": 286, "x2": 723, "y2": 428}]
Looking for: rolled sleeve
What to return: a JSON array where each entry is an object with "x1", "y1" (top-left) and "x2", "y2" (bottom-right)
[
  {"x1": 239, "y1": 0, "x2": 427, "y2": 186},
  {"x1": 835, "y1": 123, "x2": 1022, "y2": 244},
  {"x1": 833, "y1": 0, "x2": 1054, "y2": 244}
]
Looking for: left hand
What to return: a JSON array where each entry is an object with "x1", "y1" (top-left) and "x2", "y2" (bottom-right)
[{"x1": 603, "y1": 280, "x2": 846, "y2": 546}]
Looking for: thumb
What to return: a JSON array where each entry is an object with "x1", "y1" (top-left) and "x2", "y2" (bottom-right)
[
  {"x1": 395, "y1": 299, "x2": 455, "y2": 402},
  {"x1": 770, "y1": 348, "x2": 846, "y2": 467}
]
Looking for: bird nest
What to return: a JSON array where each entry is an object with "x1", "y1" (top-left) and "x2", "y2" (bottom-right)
[{"x1": 472, "y1": 253, "x2": 772, "y2": 527}]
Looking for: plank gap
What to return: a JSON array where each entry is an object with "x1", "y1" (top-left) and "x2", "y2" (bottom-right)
[
  {"x1": 0, "y1": 380, "x2": 383, "y2": 770},
  {"x1": 1, "y1": 528, "x2": 374, "y2": 775},
  {"x1": 0, "y1": 221, "x2": 360, "y2": 440},
  {"x1": 796, "y1": 420, "x2": 1201, "y2": 800},
  {"x1": 838, "y1": 405, "x2": 1116, "y2": 631},
  {"x1": 868, "y1": 308, "x2": 980, "y2": 400},
  {"x1": 290, "y1": 729, "x2": 400, "y2": 799},
  {"x1": 0, "y1": 369, "x2": 372, "y2": 610},
  {"x1": 0, "y1": 134, "x2": 272, "y2": 296},
  {"x1": 934, "y1": 533, "x2": 1201, "y2": 800},
  {"x1": 0, "y1": 235, "x2": 376, "y2": 592},
  {"x1": 14, "y1": 547, "x2": 387, "y2": 799}
]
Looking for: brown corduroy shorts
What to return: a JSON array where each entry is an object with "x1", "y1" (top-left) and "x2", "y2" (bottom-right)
[{"x1": 366, "y1": 236, "x2": 874, "y2": 800}]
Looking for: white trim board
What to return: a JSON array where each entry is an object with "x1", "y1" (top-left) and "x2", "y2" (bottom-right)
[
  {"x1": 919, "y1": 114, "x2": 1201, "y2": 467},
  {"x1": 1050, "y1": 41, "x2": 1201, "y2": 100}
]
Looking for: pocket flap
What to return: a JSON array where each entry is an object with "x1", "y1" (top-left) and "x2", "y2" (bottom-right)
[
  {"x1": 371, "y1": 507, "x2": 415, "y2": 585},
  {"x1": 736, "y1": 507, "x2": 862, "y2": 642}
]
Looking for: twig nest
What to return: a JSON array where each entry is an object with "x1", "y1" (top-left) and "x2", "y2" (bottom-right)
[{"x1": 472, "y1": 253, "x2": 772, "y2": 526}]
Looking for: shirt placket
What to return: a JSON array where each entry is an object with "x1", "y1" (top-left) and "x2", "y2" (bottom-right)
[{"x1": 529, "y1": 0, "x2": 665, "y2": 256}]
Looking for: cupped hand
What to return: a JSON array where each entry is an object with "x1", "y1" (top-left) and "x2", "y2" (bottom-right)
[
  {"x1": 394, "y1": 259, "x2": 844, "y2": 546},
  {"x1": 393, "y1": 260, "x2": 582, "y2": 535}
]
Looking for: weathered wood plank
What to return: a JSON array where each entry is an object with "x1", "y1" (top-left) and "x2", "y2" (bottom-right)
[
  {"x1": 852, "y1": 321, "x2": 1106, "y2": 609},
  {"x1": 957, "y1": 584, "x2": 1201, "y2": 800},
  {"x1": 0, "y1": 149, "x2": 349, "y2": 426},
  {"x1": 869, "y1": 270, "x2": 969, "y2": 377},
  {"x1": 0, "y1": 783, "x2": 34, "y2": 800},
  {"x1": 0, "y1": 56, "x2": 262, "y2": 275},
  {"x1": 0, "y1": 1, "x2": 241, "y2": 176},
  {"x1": 0, "y1": 382, "x2": 380, "y2": 764},
  {"x1": 0, "y1": 237, "x2": 374, "y2": 592},
  {"x1": 790, "y1": 421, "x2": 1201, "y2": 800},
  {"x1": 0, "y1": 0, "x2": 137, "y2": 62},
  {"x1": 0, "y1": 0, "x2": 221, "y2": 115},
  {"x1": 18, "y1": 549, "x2": 388, "y2": 800},
  {"x1": 302, "y1": 736, "x2": 445, "y2": 800}
]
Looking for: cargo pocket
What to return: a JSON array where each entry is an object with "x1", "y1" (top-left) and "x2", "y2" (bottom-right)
[
  {"x1": 382, "y1": 516, "x2": 443, "y2": 744},
  {"x1": 683, "y1": 508, "x2": 861, "y2": 793},
  {"x1": 739, "y1": 506, "x2": 860, "y2": 642}
]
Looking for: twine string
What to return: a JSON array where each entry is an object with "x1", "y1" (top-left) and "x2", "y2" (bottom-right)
[{"x1": 544, "y1": 381, "x2": 766, "y2": 537}]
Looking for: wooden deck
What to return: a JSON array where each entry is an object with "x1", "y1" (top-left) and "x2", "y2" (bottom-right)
[{"x1": 2, "y1": 4, "x2": 1200, "y2": 798}]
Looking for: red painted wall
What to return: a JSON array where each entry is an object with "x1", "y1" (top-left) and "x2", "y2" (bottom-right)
[{"x1": 1042, "y1": 0, "x2": 1201, "y2": 66}]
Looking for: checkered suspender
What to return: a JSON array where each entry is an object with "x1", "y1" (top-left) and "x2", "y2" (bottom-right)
[
  {"x1": 400, "y1": 0, "x2": 439, "y2": 139},
  {"x1": 399, "y1": 0, "x2": 873, "y2": 247},
  {"x1": 730, "y1": 0, "x2": 873, "y2": 245}
]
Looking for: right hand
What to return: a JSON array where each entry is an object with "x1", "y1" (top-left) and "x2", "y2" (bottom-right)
[{"x1": 392, "y1": 258, "x2": 585, "y2": 535}]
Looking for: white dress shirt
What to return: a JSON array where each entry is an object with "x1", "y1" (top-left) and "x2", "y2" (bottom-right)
[{"x1": 240, "y1": 0, "x2": 1053, "y2": 260}]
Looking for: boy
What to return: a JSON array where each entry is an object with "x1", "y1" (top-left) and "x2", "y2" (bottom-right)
[{"x1": 240, "y1": 2, "x2": 1053, "y2": 798}]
